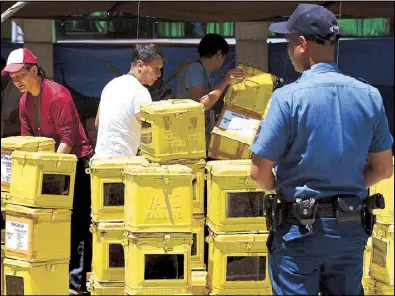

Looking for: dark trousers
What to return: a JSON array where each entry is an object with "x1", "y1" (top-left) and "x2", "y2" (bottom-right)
[
  {"x1": 268, "y1": 218, "x2": 368, "y2": 295},
  {"x1": 69, "y1": 158, "x2": 92, "y2": 292}
]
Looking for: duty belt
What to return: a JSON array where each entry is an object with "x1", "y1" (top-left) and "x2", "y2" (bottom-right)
[
  {"x1": 285, "y1": 200, "x2": 336, "y2": 219},
  {"x1": 264, "y1": 193, "x2": 385, "y2": 235}
]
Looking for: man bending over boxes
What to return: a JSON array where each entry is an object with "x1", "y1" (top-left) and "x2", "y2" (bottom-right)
[{"x1": 95, "y1": 44, "x2": 165, "y2": 157}]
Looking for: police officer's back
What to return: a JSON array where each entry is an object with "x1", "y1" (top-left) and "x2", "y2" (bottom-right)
[{"x1": 250, "y1": 3, "x2": 393, "y2": 296}]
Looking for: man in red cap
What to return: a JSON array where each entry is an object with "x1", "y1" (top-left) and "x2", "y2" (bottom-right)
[{"x1": 3, "y1": 47, "x2": 94, "y2": 295}]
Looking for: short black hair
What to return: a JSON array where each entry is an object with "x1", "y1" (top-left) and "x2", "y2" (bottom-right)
[
  {"x1": 198, "y1": 33, "x2": 229, "y2": 58},
  {"x1": 131, "y1": 44, "x2": 165, "y2": 66}
]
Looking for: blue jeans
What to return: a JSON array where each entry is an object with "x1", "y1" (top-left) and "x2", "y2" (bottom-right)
[{"x1": 268, "y1": 218, "x2": 368, "y2": 295}]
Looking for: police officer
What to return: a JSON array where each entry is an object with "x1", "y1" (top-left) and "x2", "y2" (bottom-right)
[{"x1": 250, "y1": 3, "x2": 393, "y2": 295}]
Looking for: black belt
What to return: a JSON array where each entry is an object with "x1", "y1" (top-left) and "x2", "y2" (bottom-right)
[
  {"x1": 285, "y1": 202, "x2": 335, "y2": 218},
  {"x1": 284, "y1": 196, "x2": 362, "y2": 220}
]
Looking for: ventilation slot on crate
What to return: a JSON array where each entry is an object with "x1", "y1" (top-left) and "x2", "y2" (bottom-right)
[
  {"x1": 103, "y1": 183, "x2": 125, "y2": 206},
  {"x1": 141, "y1": 121, "x2": 153, "y2": 145},
  {"x1": 145, "y1": 254, "x2": 184, "y2": 280},
  {"x1": 1, "y1": 210, "x2": 5, "y2": 230},
  {"x1": 42, "y1": 174, "x2": 70, "y2": 195},
  {"x1": 109, "y1": 244, "x2": 124, "y2": 268},
  {"x1": 191, "y1": 234, "x2": 197, "y2": 256},
  {"x1": 6, "y1": 275, "x2": 24, "y2": 295},
  {"x1": 226, "y1": 192, "x2": 264, "y2": 218},
  {"x1": 226, "y1": 256, "x2": 266, "y2": 281}
]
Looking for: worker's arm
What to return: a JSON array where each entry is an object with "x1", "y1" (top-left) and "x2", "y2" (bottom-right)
[
  {"x1": 251, "y1": 153, "x2": 276, "y2": 191},
  {"x1": 196, "y1": 79, "x2": 230, "y2": 110},
  {"x1": 57, "y1": 142, "x2": 72, "y2": 154},
  {"x1": 188, "y1": 68, "x2": 245, "y2": 111},
  {"x1": 365, "y1": 92, "x2": 394, "y2": 188},
  {"x1": 95, "y1": 105, "x2": 100, "y2": 130},
  {"x1": 19, "y1": 95, "x2": 33, "y2": 136},
  {"x1": 249, "y1": 93, "x2": 290, "y2": 190},
  {"x1": 364, "y1": 149, "x2": 393, "y2": 188},
  {"x1": 52, "y1": 93, "x2": 78, "y2": 154},
  {"x1": 133, "y1": 87, "x2": 152, "y2": 123}
]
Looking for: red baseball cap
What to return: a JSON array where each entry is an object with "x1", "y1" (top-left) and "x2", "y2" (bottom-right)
[{"x1": 1, "y1": 48, "x2": 38, "y2": 76}]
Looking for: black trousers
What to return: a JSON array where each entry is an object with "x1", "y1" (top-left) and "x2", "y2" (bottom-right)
[{"x1": 69, "y1": 158, "x2": 92, "y2": 292}]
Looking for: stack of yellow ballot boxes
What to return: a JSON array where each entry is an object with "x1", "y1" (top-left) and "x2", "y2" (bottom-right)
[
  {"x1": 1, "y1": 192, "x2": 7, "y2": 295},
  {"x1": 87, "y1": 156, "x2": 149, "y2": 295},
  {"x1": 1, "y1": 136, "x2": 77, "y2": 295},
  {"x1": 367, "y1": 157, "x2": 394, "y2": 295},
  {"x1": 1, "y1": 136, "x2": 55, "y2": 295},
  {"x1": 205, "y1": 159, "x2": 272, "y2": 295},
  {"x1": 208, "y1": 64, "x2": 279, "y2": 160},
  {"x1": 119, "y1": 99, "x2": 205, "y2": 295}
]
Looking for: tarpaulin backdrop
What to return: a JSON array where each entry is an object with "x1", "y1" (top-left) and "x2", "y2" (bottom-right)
[
  {"x1": 1, "y1": 38, "x2": 394, "y2": 142},
  {"x1": 1, "y1": 38, "x2": 393, "y2": 96}
]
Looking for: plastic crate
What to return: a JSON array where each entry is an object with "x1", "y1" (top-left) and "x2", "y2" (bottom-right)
[
  {"x1": 206, "y1": 160, "x2": 268, "y2": 233},
  {"x1": 90, "y1": 221, "x2": 125, "y2": 282},
  {"x1": 140, "y1": 99, "x2": 206, "y2": 162},
  {"x1": 3, "y1": 257, "x2": 68, "y2": 295},
  {"x1": 363, "y1": 237, "x2": 373, "y2": 290},
  {"x1": 224, "y1": 64, "x2": 275, "y2": 115},
  {"x1": 123, "y1": 164, "x2": 193, "y2": 233},
  {"x1": 5, "y1": 204, "x2": 71, "y2": 262},
  {"x1": 88, "y1": 273, "x2": 124, "y2": 295},
  {"x1": 192, "y1": 214, "x2": 206, "y2": 270},
  {"x1": 1, "y1": 136, "x2": 55, "y2": 192},
  {"x1": 9, "y1": 151, "x2": 77, "y2": 209},
  {"x1": 192, "y1": 270, "x2": 208, "y2": 295},
  {"x1": 368, "y1": 278, "x2": 394, "y2": 295},
  {"x1": 208, "y1": 105, "x2": 261, "y2": 160},
  {"x1": 370, "y1": 158, "x2": 394, "y2": 224},
  {"x1": 370, "y1": 223, "x2": 394, "y2": 285},
  {"x1": 123, "y1": 232, "x2": 192, "y2": 295},
  {"x1": 206, "y1": 232, "x2": 271, "y2": 295},
  {"x1": 159, "y1": 159, "x2": 206, "y2": 215},
  {"x1": 87, "y1": 156, "x2": 149, "y2": 222}
]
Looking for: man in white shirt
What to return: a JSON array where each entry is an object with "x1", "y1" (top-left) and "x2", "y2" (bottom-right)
[{"x1": 95, "y1": 44, "x2": 164, "y2": 156}]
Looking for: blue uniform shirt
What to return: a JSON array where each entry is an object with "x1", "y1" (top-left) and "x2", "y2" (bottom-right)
[{"x1": 250, "y1": 63, "x2": 393, "y2": 202}]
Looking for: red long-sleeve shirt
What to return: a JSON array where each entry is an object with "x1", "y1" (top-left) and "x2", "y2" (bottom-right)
[{"x1": 19, "y1": 79, "x2": 93, "y2": 158}]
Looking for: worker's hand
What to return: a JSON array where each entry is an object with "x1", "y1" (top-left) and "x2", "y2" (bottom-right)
[{"x1": 223, "y1": 68, "x2": 245, "y2": 85}]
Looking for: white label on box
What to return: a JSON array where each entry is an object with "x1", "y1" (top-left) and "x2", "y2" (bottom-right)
[
  {"x1": 1, "y1": 154, "x2": 12, "y2": 183},
  {"x1": 6, "y1": 221, "x2": 29, "y2": 251},
  {"x1": 219, "y1": 110, "x2": 260, "y2": 138}
]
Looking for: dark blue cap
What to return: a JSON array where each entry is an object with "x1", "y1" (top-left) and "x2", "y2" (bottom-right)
[{"x1": 269, "y1": 4, "x2": 341, "y2": 45}]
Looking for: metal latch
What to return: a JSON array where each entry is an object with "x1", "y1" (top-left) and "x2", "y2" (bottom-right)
[
  {"x1": 163, "y1": 234, "x2": 171, "y2": 251},
  {"x1": 46, "y1": 264, "x2": 55, "y2": 272},
  {"x1": 51, "y1": 209, "x2": 57, "y2": 221},
  {"x1": 243, "y1": 235, "x2": 255, "y2": 250}
]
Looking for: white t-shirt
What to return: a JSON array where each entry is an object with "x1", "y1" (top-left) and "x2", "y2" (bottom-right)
[{"x1": 95, "y1": 74, "x2": 152, "y2": 156}]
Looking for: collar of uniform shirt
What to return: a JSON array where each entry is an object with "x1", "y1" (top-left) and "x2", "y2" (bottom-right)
[{"x1": 301, "y1": 62, "x2": 340, "y2": 79}]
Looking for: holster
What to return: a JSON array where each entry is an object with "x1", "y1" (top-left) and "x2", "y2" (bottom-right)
[
  {"x1": 263, "y1": 193, "x2": 285, "y2": 232},
  {"x1": 362, "y1": 206, "x2": 376, "y2": 237},
  {"x1": 361, "y1": 193, "x2": 385, "y2": 236}
]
